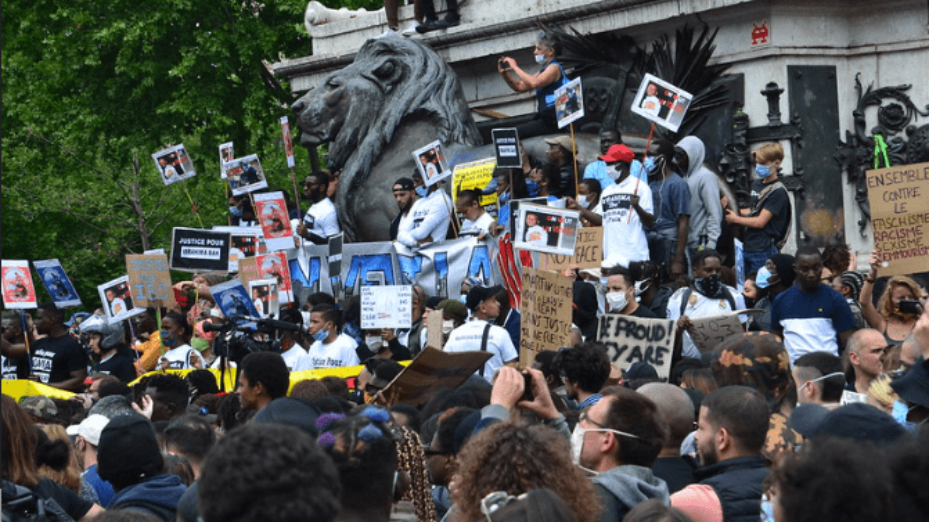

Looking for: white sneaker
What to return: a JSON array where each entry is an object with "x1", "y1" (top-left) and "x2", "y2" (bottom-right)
[
  {"x1": 402, "y1": 22, "x2": 420, "y2": 36},
  {"x1": 376, "y1": 27, "x2": 398, "y2": 39}
]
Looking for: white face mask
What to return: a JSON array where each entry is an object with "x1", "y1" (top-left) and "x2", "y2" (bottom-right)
[
  {"x1": 365, "y1": 336, "x2": 383, "y2": 351},
  {"x1": 571, "y1": 422, "x2": 644, "y2": 474},
  {"x1": 606, "y1": 291, "x2": 628, "y2": 313},
  {"x1": 576, "y1": 195, "x2": 590, "y2": 209},
  {"x1": 442, "y1": 319, "x2": 455, "y2": 335},
  {"x1": 634, "y1": 280, "x2": 650, "y2": 297},
  {"x1": 605, "y1": 164, "x2": 620, "y2": 181},
  {"x1": 534, "y1": 54, "x2": 547, "y2": 65}
]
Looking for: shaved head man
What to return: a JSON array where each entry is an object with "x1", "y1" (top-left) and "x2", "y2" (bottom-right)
[
  {"x1": 847, "y1": 329, "x2": 889, "y2": 394},
  {"x1": 638, "y1": 383, "x2": 697, "y2": 493}
]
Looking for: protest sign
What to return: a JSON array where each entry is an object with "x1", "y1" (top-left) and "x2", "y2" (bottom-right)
[
  {"x1": 280, "y1": 116, "x2": 296, "y2": 168},
  {"x1": 328, "y1": 233, "x2": 344, "y2": 299},
  {"x1": 519, "y1": 267, "x2": 573, "y2": 366},
  {"x1": 426, "y1": 309, "x2": 445, "y2": 350},
  {"x1": 513, "y1": 203, "x2": 581, "y2": 256},
  {"x1": 492, "y1": 128, "x2": 521, "y2": 168},
  {"x1": 249, "y1": 279, "x2": 279, "y2": 318},
  {"x1": 734, "y1": 238, "x2": 745, "y2": 290},
  {"x1": 211, "y1": 279, "x2": 260, "y2": 319},
  {"x1": 219, "y1": 142, "x2": 234, "y2": 177},
  {"x1": 452, "y1": 157, "x2": 499, "y2": 220},
  {"x1": 507, "y1": 197, "x2": 548, "y2": 238},
  {"x1": 213, "y1": 227, "x2": 261, "y2": 272},
  {"x1": 361, "y1": 285, "x2": 413, "y2": 329},
  {"x1": 376, "y1": 347, "x2": 492, "y2": 406},
  {"x1": 413, "y1": 140, "x2": 451, "y2": 187},
  {"x1": 1, "y1": 260, "x2": 37, "y2": 309},
  {"x1": 257, "y1": 252, "x2": 293, "y2": 303},
  {"x1": 866, "y1": 162, "x2": 929, "y2": 277},
  {"x1": 631, "y1": 74, "x2": 693, "y2": 133},
  {"x1": 597, "y1": 314, "x2": 677, "y2": 381},
  {"x1": 253, "y1": 192, "x2": 295, "y2": 252},
  {"x1": 34, "y1": 260, "x2": 81, "y2": 308},
  {"x1": 555, "y1": 77, "x2": 584, "y2": 129},
  {"x1": 224, "y1": 154, "x2": 269, "y2": 196},
  {"x1": 152, "y1": 144, "x2": 197, "y2": 186},
  {"x1": 236, "y1": 257, "x2": 261, "y2": 289},
  {"x1": 540, "y1": 227, "x2": 604, "y2": 271},
  {"x1": 687, "y1": 311, "x2": 754, "y2": 354},
  {"x1": 170, "y1": 228, "x2": 231, "y2": 273},
  {"x1": 98, "y1": 275, "x2": 143, "y2": 322},
  {"x1": 125, "y1": 254, "x2": 176, "y2": 308}
]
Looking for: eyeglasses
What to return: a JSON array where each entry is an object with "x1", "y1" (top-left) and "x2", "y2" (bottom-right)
[
  {"x1": 579, "y1": 412, "x2": 607, "y2": 429},
  {"x1": 480, "y1": 491, "x2": 528, "y2": 522}
]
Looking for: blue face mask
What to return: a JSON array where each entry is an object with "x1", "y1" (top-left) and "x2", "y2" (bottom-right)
[
  {"x1": 313, "y1": 325, "x2": 330, "y2": 343},
  {"x1": 161, "y1": 331, "x2": 177, "y2": 348},
  {"x1": 755, "y1": 266, "x2": 773, "y2": 289},
  {"x1": 229, "y1": 205, "x2": 243, "y2": 217},
  {"x1": 643, "y1": 157, "x2": 657, "y2": 173},
  {"x1": 755, "y1": 165, "x2": 772, "y2": 178},
  {"x1": 525, "y1": 180, "x2": 539, "y2": 197},
  {"x1": 415, "y1": 186, "x2": 428, "y2": 198}
]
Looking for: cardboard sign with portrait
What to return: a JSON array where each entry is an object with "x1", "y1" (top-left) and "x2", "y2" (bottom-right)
[
  {"x1": 513, "y1": 203, "x2": 581, "y2": 256},
  {"x1": 413, "y1": 141, "x2": 452, "y2": 187},
  {"x1": 152, "y1": 144, "x2": 197, "y2": 186},
  {"x1": 97, "y1": 275, "x2": 144, "y2": 323},
  {"x1": 253, "y1": 191, "x2": 295, "y2": 252},
  {"x1": 630, "y1": 74, "x2": 693, "y2": 133},
  {"x1": 34, "y1": 259, "x2": 82, "y2": 308},
  {"x1": 1, "y1": 260, "x2": 38, "y2": 309},
  {"x1": 224, "y1": 154, "x2": 269, "y2": 196},
  {"x1": 555, "y1": 77, "x2": 584, "y2": 129}
]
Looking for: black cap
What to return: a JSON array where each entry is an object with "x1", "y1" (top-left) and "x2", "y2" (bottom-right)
[
  {"x1": 393, "y1": 178, "x2": 415, "y2": 191},
  {"x1": 253, "y1": 397, "x2": 322, "y2": 437},
  {"x1": 466, "y1": 285, "x2": 504, "y2": 311},
  {"x1": 97, "y1": 414, "x2": 163, "y2": 483},
  {"x1": 812, "y1": 403, "x2": 908, "y2": 446}
]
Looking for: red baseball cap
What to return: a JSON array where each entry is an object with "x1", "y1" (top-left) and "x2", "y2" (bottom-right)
[{"x1": 599, "y1": 144, "x2": 634, "y2": 164}]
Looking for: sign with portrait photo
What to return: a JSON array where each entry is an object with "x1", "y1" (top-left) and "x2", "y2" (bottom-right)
[
  {"x1": 253, "y1": 191, "x2": 295, "y2": 252},
  {"x1": 280, "y1": 117, "x2": 296, "y2": 168},
  {"x1": 211, "y1": 279, "x2": 260, "y2": 320},
  {"x1": 97, "y1": 275, "x2": 143, "y2": 323},
  {"x1": 152, "y1": 144, "x2": 197, "y2": 186},
  {"x1": 1, "y1": 260, "x2": 38, "y2": 309},
  {"x1": 256, "y1": 252, "x2": 293, "y2": 303},
  {"x1": 219, "y1": 142, "x2": 234, "y2": 177},
  {"x1": 34, "y1": 259, "x2": 81, "y2": 308},
  {"x1": 630, "y1": 73, "x2": 693, "y2": 133},
  {"x1": 413, "y1": 140, "x2": 452, "y2": 187},
  {"x1": 224, "y1": 154, "x2": 269, "y2": 196},
  {"x1": 555, "y1": 77, "x2": 584, "y2": 129},
  {"x1": 248, "y1": 279, "x2": 279, "y2": 319},
  {"x1": 513, "y1": 203, "x2": 581, "y2": 256}
]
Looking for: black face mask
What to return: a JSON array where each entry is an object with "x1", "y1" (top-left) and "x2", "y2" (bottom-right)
[{"x1": 695, "y1": 274, "x2": 722, "y2": 297}]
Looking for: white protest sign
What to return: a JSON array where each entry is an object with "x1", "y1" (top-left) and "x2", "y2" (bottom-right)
[
  {"x1": 413, "y1": 140, "x2": 452, "y2": 187},
  {"x1": 97, "y1": 275, "x2": 145, "y2": 323},
  {"x1": 597, "y1": 314, "x2": 677, "y2": 381},
  {"x1": 630, "y1": 73, "x2": 693, "y2": 133},
  {"x1": 361, "y1": 285, "x2": 413, "y2": 329},
  {"x1": 555, "y1": 77, "x2": 584, "y2": 129}
]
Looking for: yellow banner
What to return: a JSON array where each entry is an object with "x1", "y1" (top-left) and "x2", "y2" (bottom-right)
[
  {"x1": 452, "y1": 157, "x2": 498, "y2": 208},
  {"x1": 2, "y1": 380, "x2": 77, "y2": 403}
]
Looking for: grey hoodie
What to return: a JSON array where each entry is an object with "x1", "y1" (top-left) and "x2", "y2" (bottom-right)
[
  {"x1": 591, "y1": 464, "x2": 670, "y2": 522},
  {"x1": 676, "y1": 136, "x2": 722, "y2": 250}
]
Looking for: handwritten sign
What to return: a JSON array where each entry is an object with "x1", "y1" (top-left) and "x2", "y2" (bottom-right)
[
  {"x1": 597, "y1": 314, "x2": 677, "y2": 381},
  {"x1": 866, "y1": 162, "x2": 929, "y2": 277},
  {"x1": 236, "y1": 257, "x2": 261, "y2": 289},
  {"x1": 519, "y1": 267, "x2": 573, "y2": 366},
  {"x1": 541, "y1": 227, "x2": 603, "y2": 270},
  {"x1": 126, "y1": 254, "x2": 176, "y2": 308},
  {"x1": 688, "y1": 312, "x2": 749, "y2": 354},
  {"x1": 376, "y1": 347, "x2": 492, "y2": 406},
  {"x1": 361, "y1": 285, "x2": 412, "y2": 329}
]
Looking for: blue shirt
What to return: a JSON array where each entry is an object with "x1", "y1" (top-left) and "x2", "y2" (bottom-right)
[
  {"x1": 583, "y1": 160, "x2": 646, "y2": 191},
  {"x1": 770, "y1": 284, "x2": 856, "y2": 363},
  {"x1": 648, "y1": 173, "x2": 691, "y2": 235},
  {"x1": 83, "y1": 464, "x2": 115, "y2": 507},
  {"x1": 578, "y1": 393, "x2": 603, "y2": 411}
]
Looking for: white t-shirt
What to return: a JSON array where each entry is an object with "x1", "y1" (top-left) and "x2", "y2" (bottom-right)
[
  {"x1": 667, "y1": 286, "x2": 747, "y2": 359},
  {"x1": 281, "y1": 343, "x2": 314, "y2": 371},
  {"x1": 303, "y1": 198, "x2": 341, "y2": 239},
  {"x1": 397, "y1": 189, "x2": 452, "y2": 247},
  {"x1": 308, "y1": 333, "x2": 360, "y2": 369},
  {"x1": 160, "y1": 344, "x2": 201, "y2": 370},
  {"x1": 443, "y1": 319, "x2": 518, "y2": 382},
  {"x1": 460, "y1": 212, "x2": 495, "y2": 237},
  {"x1": 593, "y1": 174, "x2": 653, "y2": 266}
]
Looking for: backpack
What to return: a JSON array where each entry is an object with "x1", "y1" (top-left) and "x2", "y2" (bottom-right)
[
  {"x1": 1, "y1": 481, "x2": 74, "y2": 522},
  {"x1": 751, "y1": 180, "x2": 792, "y2": 249},
  {"x1": 678, "y1": 286, "x2": 738, "y2": 318}
]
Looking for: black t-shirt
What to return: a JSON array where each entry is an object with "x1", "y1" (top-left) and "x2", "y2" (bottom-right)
[
  {"x1": 95, "y1": 351, "x2": 138, "y2": 383},
  {"x1": 2, "y1": 353, "x2": 31, "y2": 380},
  {"x1": 745, "y1": 178, "x2": 790, "y2": 251},
  {"x1": 631, "y1": 305, "x2": 658, "y2": 318},
  {"x1": 33, "y1": 478, "x2": 94, "y2": 520},
  {"x1": 30, "y1": 334, "x2": 87, "y2": 386}
]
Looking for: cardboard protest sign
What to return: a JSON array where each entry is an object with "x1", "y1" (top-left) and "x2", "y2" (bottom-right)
[
  {"x1": 211, "y1": 279, "x2": 260, "y2": 319},
  {"x1": 224, "y1": 154, "x2": 269, "y2": 196},
  {"x1": 687, "y1": 311, "x2": 755, "y2": 354},
  {"x1": 236, "y1": 257, "x2": 261, "y2": 289},
  {"x1": 97, "y1": 276, "x2": 143, "y2": 322},
  {"x1": 513, "y1": 203, "x2": 581, "y2": 256},
  {"x1": 492, "y1": 128, "x2": 521, "y2": 168},
  {"x1": 1, "y1": 260, "x2": 38, "y2": 309},
  {"x1": 555, "y1": 77, "x2": 584, "y2": 129},
  {"x1": 170, "y1": 228, "x2": 231, "y2": 273},
  {"x1": 631, "y1": 74, "x2": 693, "y2": 133},
  {"x1": 249, "y1": 279, "x2": 279, "y2": 319},
  {"x1": 213, "y1": 226, "x2": 261, "y2": 272},
  {"x1": 452, "y1": 157, "x2": 500, "y2": 222},
  {"x1": 734, "y1": 238, "x2": 746, "y2": 291},
  {"x1": 152, "y1": 144, "x2": 197, "y2": 186},
  {"x1": 125, "y1": 254, "x2": 176, "y2": 308},
  {"x1": 256, "y1": 252, "x2": 293, "y2": 303},
  {"x1": 413, "y1": 140, "x2": 451, "y2": 187},
  {"x1": 253, "y1": 192, "x2": 295, "y2": 252},
  {"x1": 597, "y1": 314, "x2": 677, "y2": 381},
  {"x1": 376, "y1": 347, "x2": 492, "y2": 406},
  {"x1": 219, "y1": 142, "x2": 234, "y2": 177},
  {"x1": 280, "y1": 116, "x2": 296, "y2": 168},
  {"x1": 328, "y1": 233, "x2": 344, "y2": 299},
  {"x1": 519, "y1": 267, "x2": 573, "y2": 366},
  {"x1": 34, "y1": 260, "x2": 81, "y2": 308},
  {"x1": 426, "y1": 309, "x2": 445, "y2": 350},
  {"x1": 866, "y1": 162, "x2": 929, "y2": 276},
  {"x1": 540, "y1": 227, "x2": 604, "y2": 271},
  {"x1": 361, "y1": 285, "x2": 413, "y2": 329}
]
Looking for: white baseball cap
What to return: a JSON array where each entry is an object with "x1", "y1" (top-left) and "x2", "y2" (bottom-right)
[{"x1": 66, "y1": 414, "x2": 111, "y2": 447}]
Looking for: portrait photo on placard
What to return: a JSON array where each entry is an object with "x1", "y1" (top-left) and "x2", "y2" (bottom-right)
[
  {"x1": 555, "y1": 77, "x2": 584, "y2": 128},
  {"x1": 225, "y1": 154, "x2": 269, "y2": 196},
  {"x1": 34, "y1": 260, "x2": 81, "y2": 308},
  {"x1": 413, "y1": 140, "x2": 451, "y2": 187},
  {"x1": 630, "y1": 73, "x2": 694, "y2": 133},
  {"x1": 211, "y1": 279, "x2": 261, "y2": 319},
  {"x1": 219, "y1": 142, "x2": 234, "y2": 177},
  {"x1": 257, "y1": 252, "x2": 293, "y2": 303},
  {"x1": 1, "y1": 261, "x2": 37, "y2": 309},
  {"x1": 97, "y1": 276, "x2": 142, "y2": 322},
  {"x1": 152, "y1": 144, "x2": 197, "y2": 186},
  {"x1": 513, "y1": 204, "x2": 581, "y2": 256},
  {"x1": 249, "y1": 279, "x2": 279, "y2": 319}
]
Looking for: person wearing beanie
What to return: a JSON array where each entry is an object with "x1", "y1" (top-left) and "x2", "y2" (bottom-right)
[
  {"x1": 442, "y1": 285, "x2": 518, "y2": 382},
  {"x1": 97, "y1": 414, "x2": 187, "y2": 520}
]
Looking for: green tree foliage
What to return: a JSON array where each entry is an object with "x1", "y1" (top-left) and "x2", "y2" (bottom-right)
[{"x1": 3, "y1": 0, "x2": 381, "y2": 307}]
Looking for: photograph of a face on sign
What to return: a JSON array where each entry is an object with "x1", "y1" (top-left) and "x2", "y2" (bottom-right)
[
  {"x1": 630, "y1": 73, "x2": 693, "y2": 133},
  {"x1": 256, "y1": 252, "x2": 293, "y2": 303},
  {"x1": 413, "y1": 141, "x2": 451, "y2": 187},
  {"x1": 224, "y1": 154, "x2": 269, "y2": 196},
  {"x1": 211, "y1": 279, "x2": 261, "y2": 320},
  {"x1": 97, "y1": 276, "x2": 143, "y2": 323},
  {"x1": 253, "y1": 192, "x2": 294, "y2": 252},
  {"x1": 555, "y1": 77, "x2": 584, "y2": 129},
  {"x1": 513, "y1": 204, "x2": 581, "y2": 256},
  {"x1": 34, "y1": 259, "x2": 82, "y2": 308},
  {"x1": 249, "y1": 279, "x2": 279, "y2": 319},
  {"x1": 152, "y1": 144, "x2": 197, "y2": 186},
  {"x1": 219, "y1": 142, "x2": 234, "y2": 178},
  {"x1": 1, "y1": 260, "x2": 38, "y2": 309}
]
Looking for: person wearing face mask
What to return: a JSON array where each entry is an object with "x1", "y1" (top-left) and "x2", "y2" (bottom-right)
[
  {"x1": 572, "y1": 387, "x2": 670, "y2": 522},
  {"x1": 305, "y1": 304, "x2": 360, "y2": 369},
  {"x1": 629, "y1": 261, "x2": 673, "y2": 319},
  {"x1": 668, "y1": 249, "x2": 747, "y2": 360},
  {"x1": 576, "y1": 179, "x2": 602, "y2": 226},
  {"x1": 498, "y1": 34, "x2": 570, "y2": 139},
  {"x1": 275, "y1": 306, "x2": 313, "y2": 372},
  {"x1": 582, "y1": 129, "x2": 647, "y2": 192},
  {"x1": 746, "y1": 254, "x2": 796, "y2": 332},
  {"x1": 723, "y1": 142, "x2": 792, "y2": 273},
  {"x1": 158, "y1": 313, "x2": 203, "y2": 370},
  {"x1": 646, "y1": 139, "x2": 691, "y2": 283},
  {"x1": 605, "y1": 266, "x2": 657, "y2": 318},
  {"x1": 430, "y1": 299, "x2": 469, "y2": 349}
]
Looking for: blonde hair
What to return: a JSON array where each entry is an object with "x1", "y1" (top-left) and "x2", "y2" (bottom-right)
[
  {"x1": 752, "y1": 142, "x2": 784, "y2": 165},
  {"x1": 867, "y1": 373, "x2": 899, "y2": 411},
  {"x1": 877, "y1": 276, "x2": 920, "y2": 320}
]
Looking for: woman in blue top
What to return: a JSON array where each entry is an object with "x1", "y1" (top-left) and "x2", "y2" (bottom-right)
[{"x1": 498, "y1": 34, "x2": 569, "y2": 139}]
